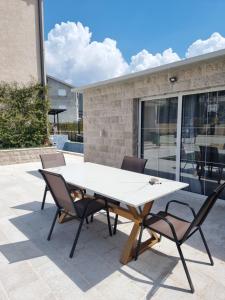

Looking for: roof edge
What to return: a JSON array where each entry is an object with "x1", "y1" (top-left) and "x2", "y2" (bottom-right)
[
  {"x1": 47, "y1": 75, "x2": 76, "y2": 88},
  {"x1": 74, "y1": 48, "x2": 225, "y2": 92}
]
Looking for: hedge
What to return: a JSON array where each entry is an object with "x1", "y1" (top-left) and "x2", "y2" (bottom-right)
[{"x1": 0, "y1": 82, "x2": 50, "y2": 149}]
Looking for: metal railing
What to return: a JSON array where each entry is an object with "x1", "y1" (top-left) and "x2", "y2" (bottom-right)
[{"x1": 53, "y1": 131, "x2": 83, "y2": 143}]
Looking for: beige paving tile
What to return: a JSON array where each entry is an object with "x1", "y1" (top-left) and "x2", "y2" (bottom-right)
[
  {"x1": 8, "y1": 279, "x2": 55, "y2": 300},
  {"x1": 95, "y1": 270, "x2": 146, "y2": 300},
  {"x1": 0, "y1": 281, "x2": 9, "y2": 300},
  {"x1": 0, "y1": 261, "x2": 38, "y2": 293},
  {"x1": 0, "y1": 156, "x2": 224, "y2": 300}
]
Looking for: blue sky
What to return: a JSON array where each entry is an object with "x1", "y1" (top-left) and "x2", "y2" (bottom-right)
[
  {"x1": 44, "y1": 0, "x2": 225, "y2": 85},
  {"x1": 44, "y1": 0, "x2": 225, "y2": 60}
]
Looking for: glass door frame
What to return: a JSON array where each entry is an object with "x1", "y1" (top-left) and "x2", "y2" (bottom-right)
[{"x1": 138, "y1": 85, "x2": 225, "y2": 182}]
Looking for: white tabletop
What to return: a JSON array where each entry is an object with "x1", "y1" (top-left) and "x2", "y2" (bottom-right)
[{"x1": 47, "y1": 162, "x2": 188, "y2": 208}]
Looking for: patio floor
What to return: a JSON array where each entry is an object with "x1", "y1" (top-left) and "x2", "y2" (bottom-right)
[{"x1": 0, "y1": 153, "x2": 225, "y2": 300}]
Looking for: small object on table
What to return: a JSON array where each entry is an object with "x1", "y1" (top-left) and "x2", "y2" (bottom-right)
[{"x1": 149, "y1": 177, "x2": 162, "y2": 185}]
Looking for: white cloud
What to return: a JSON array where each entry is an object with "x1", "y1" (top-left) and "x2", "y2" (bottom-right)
[
  {"x1": 186, "y1": 32, "x2": 225, "y2": 58},
  {"x1": 45, "y1": 21, "x2": 129, "y2": 86},
  {"x1": 45, "y1": 22, "x2": 225, "y2": 86},
  {"x1": 129, "y1": 48, "x2": 180, "y2": 72}
]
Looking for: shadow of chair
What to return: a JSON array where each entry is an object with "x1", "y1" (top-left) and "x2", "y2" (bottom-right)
[
  {"x1": 1, "y1": 196, "x2": 224, "y2": 296},
  {"x1": 0, "y1": 202, "x2": 181, "y2": 296}
]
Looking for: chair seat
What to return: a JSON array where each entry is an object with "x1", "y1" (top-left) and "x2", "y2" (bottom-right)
[
  {"x1": 74, "y1": 198, "x2": 105, "y2": 218},
  {"x1": 94, "y1": 193, "x2": 120, "y2": 206},
  {"x1": 144, "y1": 211, "x2": 191, "y2": 241}
]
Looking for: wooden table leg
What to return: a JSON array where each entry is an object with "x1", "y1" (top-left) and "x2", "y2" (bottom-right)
[
  {"x1": 119, "y1": 201, "x2": 160, "y2": 264},
  {"x1": 58, "y1": 211, "x2": 76, "y2": 224},
  {"x1": 137, "y1": 228, "x2": 159, "y2": 256},
  {"x1": 120, "y1": 220, "x2": 140, "y2": 264},
  {"x1": 58, "y1": 212, "x2": 67, "y2": 223},
  {"x1": 141, "y1": 201, "x2": 153, "y2": 217}
]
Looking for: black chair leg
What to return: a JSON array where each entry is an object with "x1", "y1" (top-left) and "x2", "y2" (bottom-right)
[
  {"x1": 176, "y1": 243, "x2": 194, "y2": 293},
  {"x1": 218, "y1": 167, "x2": 223, "y2": 184},
  {"x1": 70, "y1": 218, "x2": 85, "y2": 258},
  {"x1": 106, "y1": 205, "x2": 112, "y2": 237},
  {"x1": 41, "y1": 185, "x2": 48, "y2": 210},
  {"x1": 199, "y1": 227, "x2": 214, "y2": 266},
  {"x1": 47, "y1": 208, "x2": 59, "y2": 241},
  {"x1": 135, "y1": 223, "x2": 144, "y2": 261},
  {"x1": 158, "y1": 234, "x2": 162, "y2": 242},
  {"x1": 138, "y1": 206, "x2": 142, "y2": 214},
  {"x1": 86, "y1": 217, "x2": 89, "y2": 224},
  {"x1": 113, "y1": 214, "x2": 118, "y2": 235},
  {"x1": 91, "y1": 215, "x2": 94, "y2": 222}
]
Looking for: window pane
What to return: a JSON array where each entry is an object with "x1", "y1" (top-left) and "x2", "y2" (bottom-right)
[
  {"x1": 58, "y1": 89, "x2": 67, "y2": 96},
  {"x1": 141, "y1": 97, "x2": 178, "y2": 180},
  {"x1": 180, "y1": 91, "x2": 225, "y2": 199}
]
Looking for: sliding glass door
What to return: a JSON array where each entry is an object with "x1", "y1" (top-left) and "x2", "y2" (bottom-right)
[
  {"x1": 141, "y1": 97, "x2": 178, "y2": 180},
  {"x1": 180, "y1": 91, "x2": 225, "y2": 199},
  {"x1": 140, "y1": 90, "x2": 225, "y2": 199}
]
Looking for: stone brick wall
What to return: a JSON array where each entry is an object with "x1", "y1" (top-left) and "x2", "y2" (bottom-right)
[
  {"x1": 83, "y1": 55, "x2": 225, "y2": 167},
  {"x1": 84, "y1": 95, "x2": 138, "y2": 167},
  {"x1": 0, "y1": 0, "x2": 42, "y2": 84},
  {"x1": 0, "y1": 147, "x2": 57, "y2": 165}
]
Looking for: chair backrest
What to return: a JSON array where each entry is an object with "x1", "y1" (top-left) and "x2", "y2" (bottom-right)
[
  {"x1": 121, "y1": 156, "x2": 147, "y2": 174},
  {"x1": 199, "y1": 145, "x2": 219, "y2": 164},
  {"x1": 39, "y1": 169, "x2": 76, "y2": 214},
  {"x1": 183, "y1": 182, "x2": 225, "y2": 241},
  {"x1": 40, "y1": 153, "x2": 66, "y2": 169}
]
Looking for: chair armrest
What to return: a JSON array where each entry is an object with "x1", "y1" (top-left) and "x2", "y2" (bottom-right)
[
  {"x1": 143, "y1": 212, "x2": 178, "y2": 241},
  {"x1": 165, "y1": 200, "x2": 196, "y2": 217}
]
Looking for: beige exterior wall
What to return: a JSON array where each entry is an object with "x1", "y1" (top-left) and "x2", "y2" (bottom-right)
[
  {"x1": 0, "y1": 0, "x2": 42, "y2": 84},
  {"x1": 83, "y1": 55, "x2": 225, "y2": 167}
]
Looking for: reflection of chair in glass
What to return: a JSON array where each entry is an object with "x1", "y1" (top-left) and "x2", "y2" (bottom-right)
[
  {"x1": 196, "y1": 146, "x2": 223, "y2": 183},
  {"x1": 182, "y1": 142, "x2": 196, "y2": 170}
]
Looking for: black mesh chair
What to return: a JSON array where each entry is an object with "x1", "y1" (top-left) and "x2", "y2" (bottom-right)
[
  {"x1": 135, "y1": 182, "x2": 225, "y2": 293},
  {"x1": 121, "y1": 156, "x2": 147, "y2": 173},
  {"x1": 40, "y1": 153, "x2": 84, "y2": 210},
  {"x1": 197, "y1": 146, "x2": 223, "y2": 184},
  {"x1": 39, "y1": 169, "x2": 112, "y2": 258},
  {"x1": 95, "y1": 156, "x2": 147, "y2": 234}
]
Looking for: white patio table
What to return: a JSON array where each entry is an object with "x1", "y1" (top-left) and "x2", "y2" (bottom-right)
[{"x1": 47, "y1": 162, "x2": 188, "y2": 264}]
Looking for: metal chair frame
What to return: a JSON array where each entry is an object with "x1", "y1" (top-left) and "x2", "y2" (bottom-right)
[
  {"x1": 40, "y1": 153, "x2": 66, "y2": 210},
  {"x1": 39, "y1": 169, "x2": 112, "y2": 258},
  {"x1": 135, "y1": 182, "x2": 225, "y2": 293},
  {"x1": 40, "y1": 153, "x2": 84, "y2": 210}
]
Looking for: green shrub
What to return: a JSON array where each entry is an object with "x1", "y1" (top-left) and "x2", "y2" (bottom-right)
[{"x1": 0, "y1": 82, "x2": 50, "y2": 149}]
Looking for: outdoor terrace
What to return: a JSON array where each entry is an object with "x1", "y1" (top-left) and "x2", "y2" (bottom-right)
[{"x1": 0, "y1": 153, "x2": 224, "y2": 299}]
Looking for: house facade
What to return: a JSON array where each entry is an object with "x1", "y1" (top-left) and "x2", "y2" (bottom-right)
[
  {"x1": 47, "y1": 75, "x2": 83, "y2": 125},
  {"x1": 79, "y1": 49, "x2": 225, "y2": 199},
  {"x1": 0, "y1": 0, "x2": 45, "y2": 84}
]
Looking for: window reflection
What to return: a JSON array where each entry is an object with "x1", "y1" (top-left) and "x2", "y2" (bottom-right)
[
  {"x1": 180, "y1": 91, "x2": 225, "y2": 199},
  {"x1": 141, "y1": 97, "x2": 178, "y2": 180}
]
